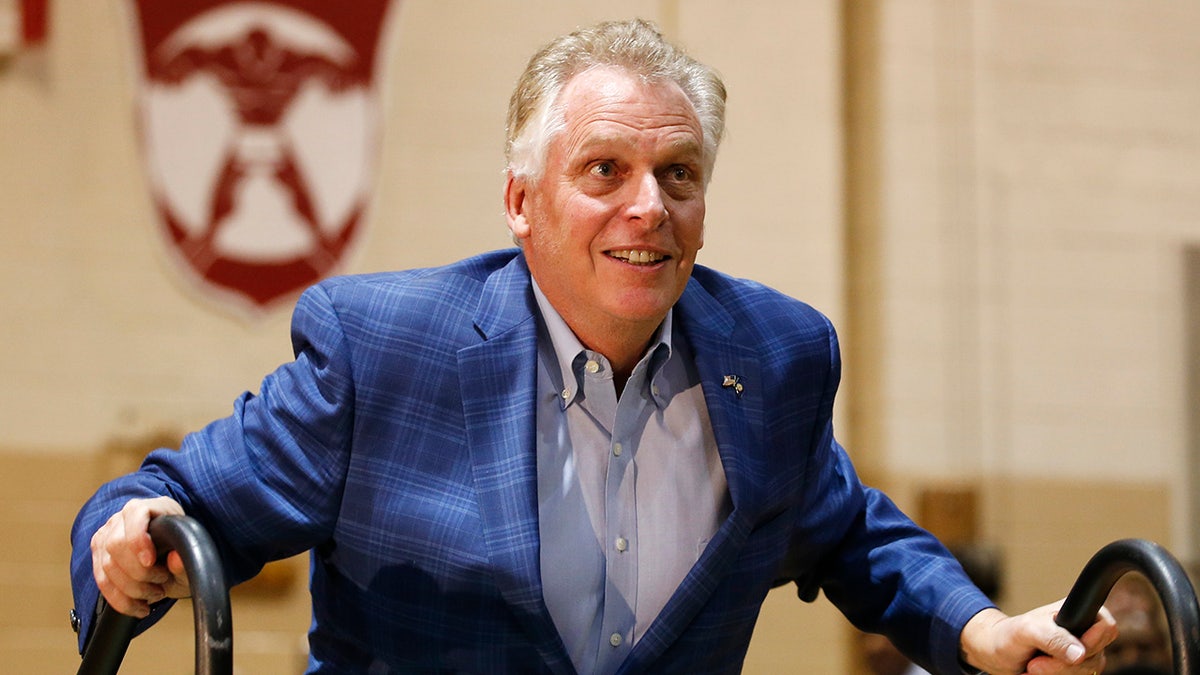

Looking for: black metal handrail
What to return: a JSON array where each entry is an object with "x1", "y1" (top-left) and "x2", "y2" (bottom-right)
[
  {"x1": 77, "y1": 514, "x2": 232, "y2": 675},
  {"x1": 1056, "y1": 538, "x2": 1200, "y2": 674}
]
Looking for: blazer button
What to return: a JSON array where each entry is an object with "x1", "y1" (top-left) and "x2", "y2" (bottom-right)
[{"x1": 69, "y1": 608, "x2": 81, "y2": 633}]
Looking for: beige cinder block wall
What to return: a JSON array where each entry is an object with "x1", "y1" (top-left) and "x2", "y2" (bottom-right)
[
  {"x1": 845, "y1": 0, "x2": 1197, "y2": 621},
  {"x1": 0, "y1": 1, "x2": 845, "y2": 450},
  {"x1": 0, "y1": 0, "x2": 848, "y2": 671},
  {"x1": 4, "y1": 0, "x2": 1198, "y2": 672}
]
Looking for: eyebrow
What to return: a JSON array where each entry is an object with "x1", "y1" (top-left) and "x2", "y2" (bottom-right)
[
  {"x1": 572, "y1": 133, "x2": 703, "y2": 162},
  {"x1": 664, "y1": 137, "x2": 703, "y2": 161}
]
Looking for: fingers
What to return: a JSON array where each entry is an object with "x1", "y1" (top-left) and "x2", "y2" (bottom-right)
[
  {"x1": 90, "y1": 497, "x2": 187, "y2": 618},
  {"x1": 1040, "y1": 624, "x2": 1087, "y2": 665},
  {"x1": 1078, "y1": 605, "x2": 1118, "y2": 652},
  {"x1": 161, "y1": 550, "x2": 193, "y2": 599},
  {"x1": 962, "y1": 599, "x2": 1118, "y2": 675},
  {"x1": 1047, "y1": 601, "x2": 1118, "y2": 661},
  {"x1": 1026, "y1": 650, "x2": 1106, "y2": 675},
  {"x1": 1025, "y1": 601, "x2": 1118, "y2": 675}
]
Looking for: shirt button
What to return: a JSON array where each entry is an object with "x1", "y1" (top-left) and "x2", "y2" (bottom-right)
[
  {"x1": 651, "y1": 384, "x2": 660, "y2": 396},
  {"x1": 561, "y1": 388, "x2": 570, "y2": 400},
  {"x1": 585, "y1": 360, "x2": 600, "y2": 374},
  {"x1": 613, "y1": 442, "x2": 623, "y2": 457},
  {"x1": 615, "y1": 537, "x2": 628, "y2": 552},
  {"x1": 610, "y1": 632, "x2": 623, "y2": 647}
]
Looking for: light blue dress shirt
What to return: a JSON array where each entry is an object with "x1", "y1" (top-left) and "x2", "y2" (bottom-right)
[{"x1": 532, "y1": 281, "x2": 732, "y2": 675}]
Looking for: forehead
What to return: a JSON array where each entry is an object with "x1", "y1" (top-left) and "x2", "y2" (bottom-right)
[{"x1": 555, "y1": 67, "x2": 703, "y2": 154}]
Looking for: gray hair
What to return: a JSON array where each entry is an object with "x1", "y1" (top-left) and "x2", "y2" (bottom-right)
[{"x1": 505, "y1": 18, "x2": 727, "y2": 184}]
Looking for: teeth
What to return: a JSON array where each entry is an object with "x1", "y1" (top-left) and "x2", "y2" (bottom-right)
[{"x1": 611, "y1": 250, "x2": 665, "y2": 265}]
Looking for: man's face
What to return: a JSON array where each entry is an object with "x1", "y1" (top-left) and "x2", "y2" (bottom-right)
[{"x1": 506, "y1": 66, "x2": 707, "y2": 346}]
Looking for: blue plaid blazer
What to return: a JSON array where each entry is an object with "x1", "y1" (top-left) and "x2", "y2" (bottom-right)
[{"x1": 71, "y1": 249, "x2": 990, "y2": 674}]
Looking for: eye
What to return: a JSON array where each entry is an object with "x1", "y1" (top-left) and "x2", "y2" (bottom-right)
[
  {"x1": 665, "y1": 165, "x2": 694, "y2": 182},
  {"x1": 589, "y1": 161, "x2": 617, "y2": 178},
  {"x1": 660, "y1": 163, "x2": 702, "y2": 200}
]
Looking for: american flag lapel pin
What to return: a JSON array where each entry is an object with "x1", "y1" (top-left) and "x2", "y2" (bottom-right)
[{"x1": 722, "y1": 374, "x2": 744, "y2": 398}]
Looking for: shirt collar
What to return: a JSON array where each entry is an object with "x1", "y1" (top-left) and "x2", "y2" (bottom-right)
[{"x1": 531, "y1": 276, "x2": 674, "y2": 407}]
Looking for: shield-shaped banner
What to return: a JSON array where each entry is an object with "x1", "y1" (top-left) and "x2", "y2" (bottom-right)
[{"x1": 126, "y1": 0, "x2": 395, "y2": 314}]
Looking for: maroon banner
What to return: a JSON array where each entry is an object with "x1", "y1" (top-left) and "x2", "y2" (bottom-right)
[
  {"x1": 23, "y1": 0, "x2": 48, "y2": 44},
  {"x1": 127, "y1": 0, "x2": 396, "y2": 314}
]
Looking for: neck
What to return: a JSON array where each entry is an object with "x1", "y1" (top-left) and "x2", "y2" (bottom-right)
[
  {"x1": 526, "y1": 272, "x2": 667, "y2": 390},
  {"x1": 575, "y1": 319, "x2": 657, "y2": 387}
]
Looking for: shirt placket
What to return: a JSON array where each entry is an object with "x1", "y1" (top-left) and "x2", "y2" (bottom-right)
[{"x1": 577, "y1": 352, "x2": 637, "y2": 674}]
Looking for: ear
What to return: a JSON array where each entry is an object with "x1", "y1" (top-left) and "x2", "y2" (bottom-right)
[{"x1": 504, "y1": 170, "x2": 532, "y2": 241}]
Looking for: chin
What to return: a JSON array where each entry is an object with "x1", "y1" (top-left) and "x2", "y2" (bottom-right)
[{"x1": 609, "y1": 298, "x2": 675, "y2": 323}]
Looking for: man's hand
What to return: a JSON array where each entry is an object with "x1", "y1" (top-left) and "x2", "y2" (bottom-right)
[
  {"x1": 960, "y1": 601, "x2": 1117, "y2": 675},
  {"x1": 90, "y1": 496, "x2": 191, "y2": 618}
]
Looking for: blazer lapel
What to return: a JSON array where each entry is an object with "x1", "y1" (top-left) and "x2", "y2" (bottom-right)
[
  {"x1": 620, "y1": 277, "x2": 769, "y2": 672},
  {"x1": 457, "y1": 254, "x2": 575, "y2": 674},
  {"x1": 458, "y1": 260, "x2": 772, "y2": 673}
]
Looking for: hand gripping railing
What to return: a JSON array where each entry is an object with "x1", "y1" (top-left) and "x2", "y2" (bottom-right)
[
  {"x1": 77, "y1": 514, "x2": 233, "y2": 675},
  {"x1": 1055, "y1": 538, "x2": 1200, "y2": 674}
]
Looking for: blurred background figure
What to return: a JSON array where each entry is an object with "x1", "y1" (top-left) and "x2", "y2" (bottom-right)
[
  {"x1": 1106, "y1": 666, "x2": 1171, "y2": 675},
  {"x1": 860, "y1": 549, "x2": 1177, "y2": 675},
  {"x1": 1103, "y1": 574, "x2": 1171, "y2": 675},
  {"x1": 859, "y1": 630, "x2": 926, "y2": 675}
]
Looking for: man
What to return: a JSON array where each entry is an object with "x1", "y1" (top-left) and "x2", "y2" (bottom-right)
[{"x1": 72, "y1": 19, "x2": 1115, "y2": 674}]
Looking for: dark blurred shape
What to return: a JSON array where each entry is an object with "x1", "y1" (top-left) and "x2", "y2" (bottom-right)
[
  {"x1": 947, "y1": 543, "x2": 1004, "y2": 601},
  {"x1": 1105, "y1": 573, "x2": 1171, "y2": 673},
  {"x1": 1106, "y1": 665, "x2": 1171, "y2": 675},
  {"x1": 858, "y1": 543, "x2": 1003, "y2": 675}
]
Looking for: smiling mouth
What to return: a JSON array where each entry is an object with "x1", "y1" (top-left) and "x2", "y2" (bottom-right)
[{"x1": 607, "y1": 249, "x2": 667, "y2": 266}]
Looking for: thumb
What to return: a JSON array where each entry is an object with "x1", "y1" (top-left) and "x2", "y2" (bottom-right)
[
  {"x1": 1042, "y1": 627, "x2": 1087, "y2": 665},
  {"x1": 166, "y1": 550, "x2": 186, "y2": 578},
  {"x1": 162, "y1": 549, "x2": 193, "y2": 599}
]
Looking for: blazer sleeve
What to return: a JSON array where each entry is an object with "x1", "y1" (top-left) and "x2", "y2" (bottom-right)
[
  {"x1": 69, "y1": 282, "x2": 356, "y2": 653},
  {"x1": 807, "y1": 431, "x2": 994, "y2": 674},
  {"x1": 787, "y1": 315, "x2": 994, "y2": 675}
]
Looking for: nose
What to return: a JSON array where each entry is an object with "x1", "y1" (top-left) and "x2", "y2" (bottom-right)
[{"x1": 625, "y1": 170, "x2": 668, "y2": 227}]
